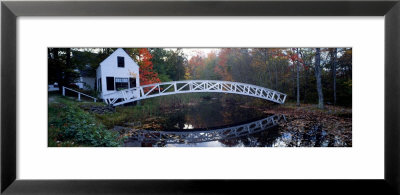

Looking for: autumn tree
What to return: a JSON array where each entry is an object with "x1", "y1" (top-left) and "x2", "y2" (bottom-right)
[
  {"x1": 202, "y1": 52, "x2": 218, "y2": 80},
  {"x1": 48, "y1": 47, "x2": 352, "y2": 107},
  {"x1": 137, "y1": 48, "x2": 161, "y2": 85},
  {"x1": 298, "y1": 48, "x2": 313, "y2": 103},
  {"x1": 251, "y1": 48, "x2": 273, "y2": 87},
  {"x1": 187, "y1": 55, "x2": 205, "y2": 79},
  {"x1": 296, "y1": 48, "x2": 300, "y2": 106},
  {"x1": 286, "y1": 48, "x2": 304, "y2": 106},
  {"x1": 229, "y1": 49, "x2": 253, "y2": 84},
  {"x1": 214, "y1": 48, "x2": 233, "y2": 81},
  {"x1": 268, "y1": 49, "x2": 285, "y2": 90}
]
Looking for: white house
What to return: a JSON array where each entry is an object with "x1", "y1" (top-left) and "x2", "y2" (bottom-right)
[{"x1": 96, "y1": 48, "x2": 140, "y2": 99}]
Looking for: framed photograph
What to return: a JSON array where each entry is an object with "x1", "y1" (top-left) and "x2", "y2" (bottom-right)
[
  {"x1": 47, "y1": 47, "x2": 350, "y2": 148},
  {"x1": 2, "y1": 0, "x2": 399, "y2": 194}
]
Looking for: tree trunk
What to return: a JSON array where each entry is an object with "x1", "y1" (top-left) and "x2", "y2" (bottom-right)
[
  {"x1": 292, "y1": 67, "x2": 296, "y2": 98},
  {"x1": 299, "y1": 50, "x2": 308, "y2": 103},
  {"x1": 332, "y1": 48, "x2": 337, "y2": 105},
  {"x1": 274, "y1": 61, "x2": 278, "y2": 90},
  {"x1": 264, "y1": 49, "x2": 273, "y2": 88},
  {"x1": 315, "y1": 48, "x2": 324, "y2": 109},
  {"x1": 64, "y1": 48, "x2": 71, "y2": 88},
  {"x1": 52, "y1": 49, "x2": 63, "y2": 94},
  {"x1": 296, "y1": 48, "x2": 300, "y2": 107},
  {"x1": 303, "y1": 67, "x2": 308, "y2": 103}
]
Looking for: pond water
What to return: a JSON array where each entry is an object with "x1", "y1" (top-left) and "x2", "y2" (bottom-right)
[{"x1": 123, "y1": 96, "x2": 349, "y2": 147}]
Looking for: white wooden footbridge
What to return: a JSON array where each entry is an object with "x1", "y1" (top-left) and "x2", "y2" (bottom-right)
[
  {"x1": 130, "y1": 114, "x2": 285, "y2": 144},
  {"x1": 103, "y1": 80, "x2": 287, "y2": 106}
]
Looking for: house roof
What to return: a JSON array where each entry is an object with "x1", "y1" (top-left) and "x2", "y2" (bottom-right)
[{"x1": 98, "y1": 48, "x2": 138, "y2": 68}]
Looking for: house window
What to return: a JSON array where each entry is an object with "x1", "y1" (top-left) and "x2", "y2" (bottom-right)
[
  {"x1": 94, "y1": 79, "x2": 97, "y2": 91},
  {"x1": 129, "y1": 77, "x2": 136, "y2": 88},
  {"x1": 117, "y1": 56, "x2": 124, "y2": 68},
  {"x1": 115, "y1": 78, "x2": 129, "y2": 91},
  {"x1": 106, "y1": 77, "x2": 114, "y2": 91},
  {"x1": 97, "y1": 78, "x2": 102, "y2": 91}
]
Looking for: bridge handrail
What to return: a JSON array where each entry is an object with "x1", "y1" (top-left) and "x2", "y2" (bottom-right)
[
  {"x1": 103, "y1": 80, "x2": 287, "y2": 99},
  {"x1": 62, "y1": 86, "x2": 97, "y2": 102}
]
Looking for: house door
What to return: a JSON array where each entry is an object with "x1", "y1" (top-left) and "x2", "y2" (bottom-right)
[
  {"x1": 106, "y1": 77, "x2": 115, "y2": 91},
  {"x1": 129, "y1": 77, "x2": 137, "y2": 88}
]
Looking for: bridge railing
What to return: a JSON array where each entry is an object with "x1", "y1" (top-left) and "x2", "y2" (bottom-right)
[
  {"x1": 62, "y1": 86, "x2": 97, "y2": 102},
  {"x1": 103, "y1": 80, "x2": 287, "y2": 106}
]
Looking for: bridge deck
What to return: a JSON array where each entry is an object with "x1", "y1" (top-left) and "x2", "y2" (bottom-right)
[{"x1": 103, "y1": 80, "x2": 287, "y2": 106}]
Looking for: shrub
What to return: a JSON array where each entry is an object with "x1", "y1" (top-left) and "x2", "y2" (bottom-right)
[{"x1": 49, "y1": 98, "x2": 123, "y2": 147}]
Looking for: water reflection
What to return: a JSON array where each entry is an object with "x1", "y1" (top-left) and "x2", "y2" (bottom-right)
[
  {"x1": 124, "y1": 115, "x2": 348, "y2": 147},
  {"x1": 123, "y1": 95, "x2": 350, "y2": 147},
  {"x1": 127, "y1": 115, "x2": 283, "y2": 145},
  {"x1": 154, "y1": 96, "x2": 269, "y2": 131}
]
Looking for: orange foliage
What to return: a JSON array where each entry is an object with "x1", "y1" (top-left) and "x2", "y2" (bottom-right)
[
  {"x1": 137, "y1": 48, "x2": 161, "y2": 86},
  {"x1": 188, "y1": 55, "x2": 205, "y2": 79},
  {"x1": 287, "y1": 48, "x2": 306, "y2": 71},
  {"x1": 214, "y1": 48, "x2": 232, "y2": 81}
]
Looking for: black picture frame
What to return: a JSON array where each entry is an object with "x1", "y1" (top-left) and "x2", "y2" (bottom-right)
[{"x1": 1, "y1": 0, "x2": 399, "y2": 194}]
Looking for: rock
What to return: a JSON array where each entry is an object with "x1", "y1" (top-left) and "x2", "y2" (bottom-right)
[
  {"x1": 79, "y1": 104, "x2": 115, "y2": 114},
  {"x1": 124, "y1": 122, "x2": 136, "y2": 126},
  {"x1": 111, "y1": 126, "x2": 132, "y2": 134}
]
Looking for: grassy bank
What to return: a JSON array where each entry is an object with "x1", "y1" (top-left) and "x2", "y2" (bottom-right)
[
  {"x1": 48, "y1": 93, "x2": 214, "y2": 146},
  {"x1": 48, "y1": 96, "x2": 124, "y2": 147},
  {"x1": 94, "y1": 93, "x2": 221, "y2": 129}
]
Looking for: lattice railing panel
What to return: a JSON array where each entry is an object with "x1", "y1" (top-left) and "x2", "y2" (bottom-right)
[{"x1": 103, "y1": 80, "x2": 287, "y2": 106}]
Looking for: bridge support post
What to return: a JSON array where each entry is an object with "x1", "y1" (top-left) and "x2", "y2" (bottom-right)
[
  {"x1": 78, "y1": 93, "x2": 81, "y2": 101},
  {"x1": 62, "y1": 86, "x2": 65, "y2": 96}
]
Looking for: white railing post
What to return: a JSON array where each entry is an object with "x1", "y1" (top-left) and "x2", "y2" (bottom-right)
[
  {"x1": 140, "y1": 87, "x2": 144, "y2": 97},
  {"x1": 62, "y1": 86, "x2": 97, "y2": 102}
]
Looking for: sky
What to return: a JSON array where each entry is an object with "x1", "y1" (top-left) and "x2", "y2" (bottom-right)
[
  {"x1": 75, "y1": 48, "x2": 219, "y2": 60},
  {"x1": 166, "y1": 48, "x2": 220, "y2": 59},
  {"x1": 75, "y1": 47, "x2": 346, "y2": 60}
]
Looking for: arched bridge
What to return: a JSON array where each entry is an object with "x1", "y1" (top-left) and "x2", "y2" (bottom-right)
[
  {"x1": 130, "y1": 114, "x2": 285, "y2": 144},
  {"x1": 104, "y1": 80, "x2": 287, "y2": 106}
]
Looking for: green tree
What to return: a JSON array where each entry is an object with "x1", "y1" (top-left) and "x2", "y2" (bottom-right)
[{"x1": 48, "y1": 48, "x2": 80, "y2": 93}]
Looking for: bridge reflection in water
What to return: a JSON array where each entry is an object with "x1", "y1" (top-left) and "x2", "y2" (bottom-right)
[{"x1": 126, "y1": 114, "x2": 286, "y2": 146}]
